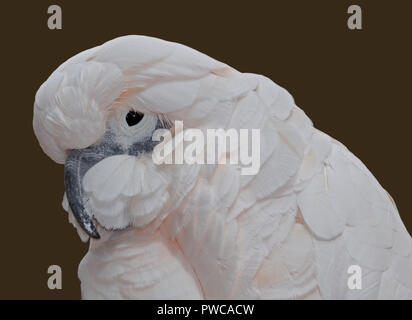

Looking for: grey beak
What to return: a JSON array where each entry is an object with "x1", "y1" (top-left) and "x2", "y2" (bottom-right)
[{"x1": 64, "y1": 149, "x2": 102, "y2": 239}]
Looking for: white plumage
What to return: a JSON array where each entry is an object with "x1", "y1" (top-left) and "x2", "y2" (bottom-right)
[{"x1": 34, "y1": 35, "x2": 412, "y2": 299}]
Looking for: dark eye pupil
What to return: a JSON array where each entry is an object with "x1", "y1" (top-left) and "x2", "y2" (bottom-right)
[{"x1": 126, "y1": 111, "x2": 144, "y2": 126}]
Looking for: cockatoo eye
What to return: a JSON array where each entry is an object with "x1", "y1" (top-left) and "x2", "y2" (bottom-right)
[{"x1": 126, "y1": 110, "x2": 144, "y2": 127}]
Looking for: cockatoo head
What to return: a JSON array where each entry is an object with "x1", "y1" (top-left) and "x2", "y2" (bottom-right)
[{"x1": 33, "y1": 35, "x2": 300, "y2": 240}]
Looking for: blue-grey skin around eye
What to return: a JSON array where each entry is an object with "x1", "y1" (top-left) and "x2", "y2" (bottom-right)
[{"x1": 64, "y1": 118, "x2": 167, "y2": 239}]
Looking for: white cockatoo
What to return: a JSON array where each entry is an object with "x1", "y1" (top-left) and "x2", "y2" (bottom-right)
[{"x1": 33, "y1": 35, "x2": 412, "y2": 299}]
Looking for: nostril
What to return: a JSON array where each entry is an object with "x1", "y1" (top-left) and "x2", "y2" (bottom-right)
[{"x1": 126, "y1": 111, "x2": 144, "y2": 127}]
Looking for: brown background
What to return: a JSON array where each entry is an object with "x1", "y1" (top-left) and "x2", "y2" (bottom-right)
[{"x1": 0, "y1": 0, "x2": 410, "y2": 299}]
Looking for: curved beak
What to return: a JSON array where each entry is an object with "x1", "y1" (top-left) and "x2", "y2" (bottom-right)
[{"x1": 64, "y1": 149, "x2": 102, "y2": 239}]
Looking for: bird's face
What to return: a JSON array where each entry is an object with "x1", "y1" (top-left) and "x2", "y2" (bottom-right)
[
  {"x1": 33, "y1": 60, "x2": 196, "y2": 240},
  {"x1": 33, "y1": 35, "x2": 266, "y2": 242},
  {"x1": 63, "y1": 108, "x2": 169, "y2": 239}
]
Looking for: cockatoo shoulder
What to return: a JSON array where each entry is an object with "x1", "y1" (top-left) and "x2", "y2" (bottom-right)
[{"x1": 295, "y1": 131, "x2": 412, "y2": 298}]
